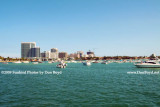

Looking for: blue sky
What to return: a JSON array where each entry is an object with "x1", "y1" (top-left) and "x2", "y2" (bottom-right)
[{"x1": 0, "y1": 0, "x2": 160, "y2": 57}]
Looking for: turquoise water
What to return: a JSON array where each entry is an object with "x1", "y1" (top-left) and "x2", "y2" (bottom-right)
[{"x1": 0, "y1": 62, "x2": 160, "y2": 106}]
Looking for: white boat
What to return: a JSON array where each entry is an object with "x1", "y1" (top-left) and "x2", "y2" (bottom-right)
[
  {"x1": 22, "y1": 61, "x2": 29, "y2": 63},
  {"x1": 56, "y1": 62, "x2": 67, "y2": 68},
  {"x1": 71, "y1": 60, "x2": 77, "y2": 63},
  {"x1": 83, "y1": 61, "x2": 91, "y2": 66},
  {"x1": 38, "y1": 61, "x2": 43, "y2": 63},
  {"x1": 101, "y1": 61, "x2": 108, "y2": 64},
  {"x1": 13, "y1": 61, "x2": 22, "y2": 64},
  {"x1": 135, "y1": 60, "x2": 160, "y2": 68},
  {"x1": 48, "y1": 61, "x2": 52, "y2": 64},
  {"x1": 32, "y1": 62, "x2": 38, "y2": 64},
  {"x1": 92, "y1": 61, "x2": 99, "y2": 63}
]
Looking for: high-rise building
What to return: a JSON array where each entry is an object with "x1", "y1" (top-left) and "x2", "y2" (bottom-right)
[
  {"x1": 50, "y1": 48, "x2": 58, "y2": 59},
  {"x1": 21, "y1": 42, "x2": 36, "y2": 58},
  {"x1": 31, "y1": 47, "x2": 40, "y2": 58},
  {"x1": 59, "y1": 52, "x2": 68, "y2": 59}
]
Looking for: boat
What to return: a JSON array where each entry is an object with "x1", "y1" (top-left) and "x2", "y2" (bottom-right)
[
  {"x1": 134, "y1": 60, "x2": 160, "y2": 68},
  {"x1": 48, "y1": 61, "x2": 52, "y2": 64},
  {"x1": 101, "y1": 61, "x2": 108, "y2": 64},
  {"x1": 83, "y1": 61, "x2": 91, "y2": 66},
  {"x1": 71, "y1": 60, "x2": 77, "y2": 63},
  {"x1": 56, "y1": 62, "x2": 67, "y2": 68},
  {"x1": 32, "y1": 62, "x2": 38, "y2": 64},
  {"x1": 13, "y1": 61, "x2": 22, "y2": 64},
  {"x1": 92, "y1": 61, "x2": 99, "y2": 63},
  {"x1": 22, "y1": 61, "x2": 29, "y2": 63},
  {"x1": 38, "y1": 61, "x2": 43, "y2": 63}
]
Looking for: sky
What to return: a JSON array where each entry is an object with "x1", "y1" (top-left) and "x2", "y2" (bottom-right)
[{"x1": 0, "y1": 0, "x2": 160, "y2": 57}]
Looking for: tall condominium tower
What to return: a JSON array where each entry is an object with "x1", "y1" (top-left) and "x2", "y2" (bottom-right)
[
  {"x1": 31, "y1": 47, "x2": 40, "y2": 58},
  {"x1": 21, "y1": 42, "x2": 36, "y2": 58}
]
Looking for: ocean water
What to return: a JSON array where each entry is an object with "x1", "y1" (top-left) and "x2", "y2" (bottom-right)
[{"x1": 0, "y1": 62, "x2": 160, "y2": 107}]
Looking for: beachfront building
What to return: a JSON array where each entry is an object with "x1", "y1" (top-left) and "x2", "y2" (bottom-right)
[
  {"x1": 77, "y1": 51, "x2": 84, "y2": 58},
  {"x1": 59, "y1": 52, "x2": 68, "y2": 59},
  {"x1": 41, "y1": 51, "x2": 51, "y2": 59},
  {"x1": 31, "y1": 47, "x2": 40, "y2": 58},
  {"x1": 68, "y1": 53, "x2": 78, "y2": 59},
  {"x1": 50, "y1": 48, "x2": 58, "y2": 59},
  {"x1": 21, "y1": 42, "x2": 36, "y2": 58},
  {"x1": 68, "y1": 51, "x2": 84, "y2": 59}
]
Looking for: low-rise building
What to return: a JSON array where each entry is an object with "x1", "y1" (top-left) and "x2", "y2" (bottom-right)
[
  {"x1": 50, "y1": 48, "x2": 58, "y2": 59},
  {"x1": 77, "y1": 51, "x2": 84, "y2": 58},
  {"x1": 41, "y1": 51, "x2": 51, "y2": 58},
  {"x1": 59, "y1": 52, "x2": 68, "y2": 59}
]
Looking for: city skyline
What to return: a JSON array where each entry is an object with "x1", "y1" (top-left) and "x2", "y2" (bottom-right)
[
  {"x1": 4, "y1": 41, "x2": 160, "y2": 59},
  {"x1": 0, "y1": 0, "x2": 160, "y2": 57},
  {"x1": 21, "y1": 42, "x2": 94, "y2": 59}
]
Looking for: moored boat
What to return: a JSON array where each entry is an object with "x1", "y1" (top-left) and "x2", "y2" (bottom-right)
[
  {"x1": 92, "y1": 61, "x2": 99, "y2": 63},
  {"x1": 13, "y1": 61, "x2": 22, "y2": 64},
  {"x1": 56, "y1": 62, "x2": 67, "y2": 68},
  {"x1": 38, "y1": 61, "x2": 43, "y2": 63},
  {"x1": 22, "y1": 61, "x2": 29, "y2": 63},
  {"x1": 48, "y1": 61, "x2": 52, "y2": 64},
  {"x1": 135, "y1": 60, "x2": 160, "y2": 68},
  {"x1": 101, "y1": 61, "x2": 108, "y2": 64},
  {"x1": 83, "y1": 61, "x2": 91, "y2": 66},
  {"x1": 32, "y1": 62, "x2": 38, "y2": 64}
]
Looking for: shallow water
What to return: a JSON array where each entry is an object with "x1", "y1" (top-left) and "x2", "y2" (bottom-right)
[{"x1": 0, "y1": 62, "x2": 160, "y2": 106}]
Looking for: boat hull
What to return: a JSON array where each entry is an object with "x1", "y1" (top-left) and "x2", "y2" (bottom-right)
[
  {"x1": 32, "y1": 62, "x2": 38, "y2": 64},
  {"x1": 135, "y1": 64, "x2": 160, "y2": 68},
  {"x1": 83, "y1": 62, "x2": 91, "y2": 66},
  {"x1": 23, "y1": 61, "x2": 29, "y2": 63},
  {"x1": 13, "y1": 61, "x2": 22, "y2": 64}
]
